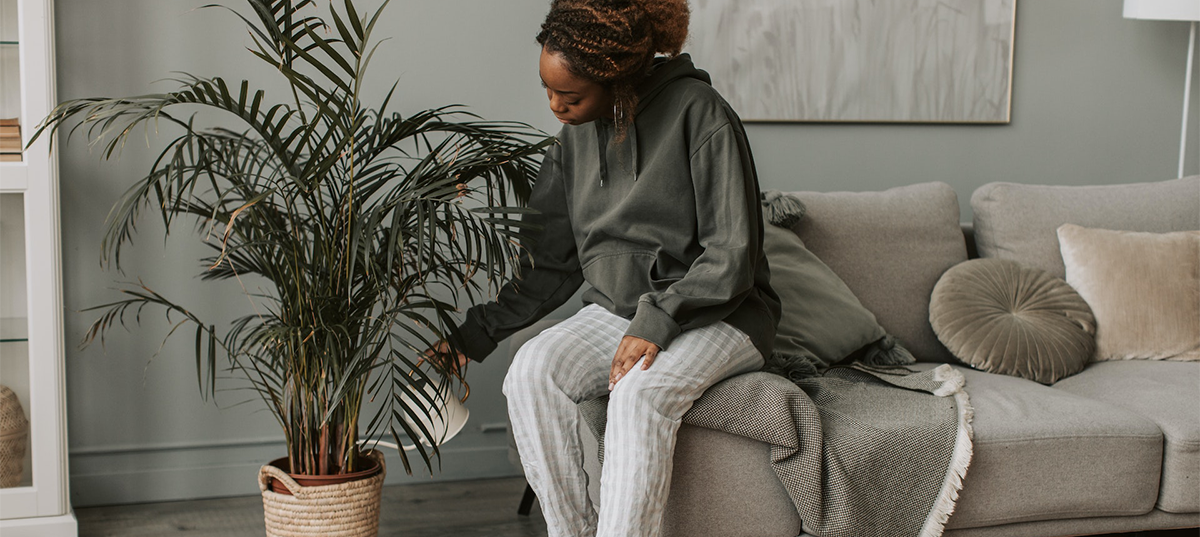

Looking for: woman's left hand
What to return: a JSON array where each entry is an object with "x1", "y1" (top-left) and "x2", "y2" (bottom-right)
[{"x1": 609, "y1": 336, "x2": 660, "y2": 390}]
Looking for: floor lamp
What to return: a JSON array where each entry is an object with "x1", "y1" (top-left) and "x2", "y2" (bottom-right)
[{"x1": 1124, "y1": 0, "x2": 1200, "y2": 178}]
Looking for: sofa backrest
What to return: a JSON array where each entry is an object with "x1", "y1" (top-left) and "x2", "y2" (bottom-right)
[
  {"x1": 787, "y1": 182, "x2": 968, "y2": 363},
  {"x1": 971, "y1": 176, "x2": 1200, "y2": 278}
]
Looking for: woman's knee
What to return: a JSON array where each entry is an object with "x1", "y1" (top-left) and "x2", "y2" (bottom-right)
[
  {"x1": 607, "y1": 373, "x2": 690, "y2": 420},
  {"x1": 503, "y1": 329, "x2": 581, "y2": 397}
]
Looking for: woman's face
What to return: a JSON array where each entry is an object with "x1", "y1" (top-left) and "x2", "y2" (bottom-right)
[{"x1": 539, "y1": 47, "x2": 613, "y2": 126}]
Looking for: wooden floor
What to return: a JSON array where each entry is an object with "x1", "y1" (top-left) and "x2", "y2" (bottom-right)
[
  {"x1": 76, "y1": 476, "x2": 547, "y2": 537},
  {"x1": 76, "y1": 477, "x2": 1197, "y2": 537}
]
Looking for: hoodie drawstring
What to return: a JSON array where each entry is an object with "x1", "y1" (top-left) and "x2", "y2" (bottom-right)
[
  {"x1": 630, "y1": 124, "x2": 639, "y2": 183},
  {"x1": 594, "y1": 120, "x2": 639, "y2": 187},
  {"x1": 595, "y1": 121, "x2": 608, "y2": 188}
]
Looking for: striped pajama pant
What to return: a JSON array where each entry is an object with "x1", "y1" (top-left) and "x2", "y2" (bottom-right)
[{"x1": 503, "y1": 304, "x2": 764, "y2": 537}]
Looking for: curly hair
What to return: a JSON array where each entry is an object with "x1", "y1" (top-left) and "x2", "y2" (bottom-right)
[{"x1": 536, "y1": 0, "x2": 690, "y2": 140}]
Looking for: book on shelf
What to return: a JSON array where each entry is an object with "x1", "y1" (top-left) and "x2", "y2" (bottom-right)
[
  {"x1": 0, "y1": 153, "x2": 22, "y2": 162},
  {"x1": 0, "y1": 118, "x2": 19, "y2": 141},
  {"x1": 0, "y1": 138, "x2": 20, "y2": 152}
]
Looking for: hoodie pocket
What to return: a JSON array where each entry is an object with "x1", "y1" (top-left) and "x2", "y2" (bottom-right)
[{"x1": 581, "y1": 251, "x2": 663, "y2": 316}]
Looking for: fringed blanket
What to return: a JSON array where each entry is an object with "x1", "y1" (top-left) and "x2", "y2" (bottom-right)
[{"x1": 579, "y1": 364, "x2": 974, "y2": 537}]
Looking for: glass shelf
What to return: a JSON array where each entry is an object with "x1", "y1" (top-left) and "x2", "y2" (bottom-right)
[
  {"x1": 0, "y1": 317, "x2": 26, "y2": 342},
  {"x1": 0, "y1": 41, "x2": 16, "y2": 45}
]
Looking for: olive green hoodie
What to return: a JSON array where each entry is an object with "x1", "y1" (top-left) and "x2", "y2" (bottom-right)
[{"x1": 454, "y1": 53, "x2": 781, "y2": 362}]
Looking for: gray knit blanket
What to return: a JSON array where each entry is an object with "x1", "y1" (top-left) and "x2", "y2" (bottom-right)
[{"x1": 579, "y1": 363, "x2": 974, "y2": 537}]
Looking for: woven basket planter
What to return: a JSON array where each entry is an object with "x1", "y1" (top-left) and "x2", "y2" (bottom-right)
[
  {"x1": 259, "y1": 449, "x2": 386, "y2": 537},
  {"x1": 0, "y1": 385, "x2": 28, "y2": 488}
]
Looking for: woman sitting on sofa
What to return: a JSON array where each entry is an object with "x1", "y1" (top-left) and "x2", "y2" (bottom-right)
[{"x1": 429, "y1": 1, "x2": 781, "y2": 535}]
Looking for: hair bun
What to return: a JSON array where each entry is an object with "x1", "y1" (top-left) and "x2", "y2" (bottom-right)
[{"x1": 633, "y1": 0, "x2": 690, "y2": 56}]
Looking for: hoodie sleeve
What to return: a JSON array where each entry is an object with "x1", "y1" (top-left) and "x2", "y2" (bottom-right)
[
  {"x1": 623, "y1": 122, "x2": 762, "y2": 351},
  {"x1": 452, "y1": 144, "x2": 584, "y2": 362}
]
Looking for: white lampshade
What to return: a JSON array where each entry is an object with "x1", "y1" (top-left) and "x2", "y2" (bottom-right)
[{"x1": 1124, "y1": 0, "x2": 1200, "y2": 21}]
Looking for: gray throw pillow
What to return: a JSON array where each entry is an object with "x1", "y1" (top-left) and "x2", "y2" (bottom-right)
[
  {"x1": 761, "y1": 191, "x2": 913, "y2": 381},
  {"x1": 929, "y1": 258, "x2": 1096, "y2": 384},
  {"x1": 788, "y1": 182, "x2": 967, "y2": 363}
]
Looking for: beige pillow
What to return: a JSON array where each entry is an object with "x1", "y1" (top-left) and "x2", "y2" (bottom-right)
[{"x1": 1057, "y1": 224, "x2": 1200, "y2": 361}]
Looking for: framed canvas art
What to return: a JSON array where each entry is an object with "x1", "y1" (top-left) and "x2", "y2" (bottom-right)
[{"x1": 689, "y1": 0, "x2": 1017, "y2": 123}]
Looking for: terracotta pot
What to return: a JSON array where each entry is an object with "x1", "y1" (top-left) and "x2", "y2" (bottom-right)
[{"x1": 265, "y1": 454, "x2": 384, "y2": 495}]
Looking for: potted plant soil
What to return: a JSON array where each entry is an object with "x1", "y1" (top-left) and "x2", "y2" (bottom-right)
[{"x1": 31, "y1": 1, "x2": 549, "y2": 535}]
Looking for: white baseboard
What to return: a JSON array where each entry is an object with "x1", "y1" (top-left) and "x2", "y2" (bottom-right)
[
  {"x1": 70, "y1": 439, "x2": 522, "y2": 507},
  {"x1": 0, "y1": 512, "x2": 79, "y2": 537}
]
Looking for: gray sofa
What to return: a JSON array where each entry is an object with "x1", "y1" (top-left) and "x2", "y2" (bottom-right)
[{"x1": 505, "y1": 177, "x2": 1200, "y2": 537}]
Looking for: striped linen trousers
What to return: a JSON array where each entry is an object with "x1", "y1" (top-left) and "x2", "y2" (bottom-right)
[{"x1": 503, "y1": 304, "x2": 764, "y2": 537}]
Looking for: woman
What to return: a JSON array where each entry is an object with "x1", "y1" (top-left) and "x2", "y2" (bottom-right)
[{"x1": 432, "y1": 1, "x2": 780, "y2": 534}]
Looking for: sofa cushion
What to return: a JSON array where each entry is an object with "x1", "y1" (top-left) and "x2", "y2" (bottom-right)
[
  {"x1": 1053, "y1": 360, "x2": 1200, "y2": 513},
  {"x1": 1058, "y1": 225, "x2": 1200, "y2": 362},
  {"x1": 760, "y1": 193, "x2": 888, "y2": 372},
  {"x1": 929, "y1": 258, "x2": 1096, "y2": 384},
  {"x1": 970, "y1": 176, "x2": 1200, "y2": 279},
  {"x1": 788, "y1": 182, "x2": 967, "y2": 363},
  {"x1": 939, "y1": 511, "x2": 1200, "y2": 537},
  {"x1": 905, "y1": 364, "x2": 1164, "y2": 529}
]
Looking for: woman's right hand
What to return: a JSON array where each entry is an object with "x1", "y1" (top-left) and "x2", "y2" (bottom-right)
[{"x1": 425, "y1": 340, "x2": 470, "y2": 374}]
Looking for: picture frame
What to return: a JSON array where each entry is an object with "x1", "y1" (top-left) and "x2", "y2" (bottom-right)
[{"x1": 689, "y1": 0, "x2": 1017, "y2": 123}]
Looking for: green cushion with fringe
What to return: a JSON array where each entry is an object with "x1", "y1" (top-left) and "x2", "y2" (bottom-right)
[{"x1": 760, "y1": 191, "x2": 914, "y2": 381}]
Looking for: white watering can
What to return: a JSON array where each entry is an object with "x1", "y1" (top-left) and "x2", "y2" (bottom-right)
[{"x1": 361, "y1": 359, "x2": 470, "y2": 452}]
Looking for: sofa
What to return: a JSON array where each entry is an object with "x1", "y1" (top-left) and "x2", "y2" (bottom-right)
[{"x1": 504, "y1": 177, "x2": 1200, "y2": 537}]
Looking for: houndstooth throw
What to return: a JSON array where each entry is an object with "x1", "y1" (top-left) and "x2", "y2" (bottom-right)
[{"x1": 579, "y1": 363, "x2": 974, "y2": 537}]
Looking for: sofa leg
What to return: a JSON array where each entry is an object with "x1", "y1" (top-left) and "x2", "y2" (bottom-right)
[{"x1": 518, "y1": 483, "x2": 536, "y2": 516}]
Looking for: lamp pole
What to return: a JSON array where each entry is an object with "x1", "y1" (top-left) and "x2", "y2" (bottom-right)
[
  {"x1": 1180, "y1": 20, "x2": 1196, "y2": 178},
  {"x1": 1124, "y1": 0, "x2": 1200, "y2": 177}
]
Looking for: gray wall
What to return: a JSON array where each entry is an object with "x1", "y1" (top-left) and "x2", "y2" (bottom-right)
[{"x1": 54, "y1": 0, "x2": 1198, "y2": 506}]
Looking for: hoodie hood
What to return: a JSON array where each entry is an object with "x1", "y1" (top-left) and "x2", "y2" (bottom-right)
[
  {"x1": 595, "y1": 53, "x2": 711, "y2": 186},
  {"x1": 636, "y1": 53, "x2": 712, "y2": 114}
]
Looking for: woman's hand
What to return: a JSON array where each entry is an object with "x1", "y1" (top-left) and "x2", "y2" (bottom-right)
[
  {"x1": 609, "y1": 336, "x2": 660, "y2": 390},
  {"x1": 425, "y1": 340, "x2": 470, "y2": 374}
]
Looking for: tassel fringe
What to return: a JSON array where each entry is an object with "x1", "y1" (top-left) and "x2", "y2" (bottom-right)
[
  {"x1": 761, "y1": 190, "x2": 808, "y2": 228},
  {"x1": 862, "y1": 335, "x2": 917, "y2": 367},
  {"x1": 762, "y1": 351, "x2": 821, "y2": 382},
  {"x1": 919, "y1": 364, "x2": 975, "y2": 537}
]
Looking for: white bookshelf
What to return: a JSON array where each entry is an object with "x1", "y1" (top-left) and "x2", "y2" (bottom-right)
[{"x1": 0, "y1": 0, "x2": 76, "y2": 534}]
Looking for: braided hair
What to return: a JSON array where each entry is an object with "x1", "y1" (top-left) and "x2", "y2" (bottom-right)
[{"x1": 536, "y1": 0, "x2": 690, "y2": 141}]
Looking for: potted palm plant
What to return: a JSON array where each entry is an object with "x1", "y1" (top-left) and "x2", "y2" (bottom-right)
[{"x1": 32, "y1": 0, "x2": 549, "y2": 534}]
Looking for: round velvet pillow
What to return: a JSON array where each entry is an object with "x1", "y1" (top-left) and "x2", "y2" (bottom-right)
[{"x1": 930, "y1": 258, "x2": 1096, "y2": 384}]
